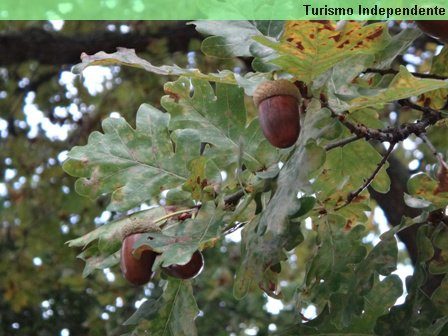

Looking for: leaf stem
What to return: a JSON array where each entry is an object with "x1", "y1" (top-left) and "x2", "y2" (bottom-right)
[{"x1": 154, "y1": 208, "x2": 197, "y2": 225}]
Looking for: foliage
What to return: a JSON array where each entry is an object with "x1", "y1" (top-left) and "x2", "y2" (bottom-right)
[
  {"x1": 1, "y1": 20, "x2": 448, "y2": 335},
  {"x1": 61, "y1": 20, "x2": 448, "y2": 335}
]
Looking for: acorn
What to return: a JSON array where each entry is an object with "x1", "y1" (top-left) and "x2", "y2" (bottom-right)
[
  {"x1": 415, "y1": 21, "x2": 448, "y2": 42},
  {"x1": 162, "y1": 250, "x2": 204, "y2": 280},
  {"x1": 253, "y1": 80, "x2": 301, "y2": 148},
  {"x1": 120, "y1": 233, "x2": 158, "y2": 286}
]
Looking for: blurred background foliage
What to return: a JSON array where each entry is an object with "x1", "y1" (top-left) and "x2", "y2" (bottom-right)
[{"x1": 0, "y1": 20, "x2": 446, "y2": 335}]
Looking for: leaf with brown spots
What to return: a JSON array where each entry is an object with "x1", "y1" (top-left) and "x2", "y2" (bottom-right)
[
  {"x1": 183, "y1": 156, "x2": 221, "y2": 201},
  {"x1": 349, "y1": 66, "x2": 448, "y2": 112},
  {"x1": 407, "y1": 173, "x2": 448, "y2": 208},
  {"x1": 418, "y1": 46, "x2": 448, "y2": 109},
  {"x1": 314, "y1": 127, "x2": 390, "y2": 209},
  {"x1": 253, "y1": 21, "x2": 390, "y2": 83}
]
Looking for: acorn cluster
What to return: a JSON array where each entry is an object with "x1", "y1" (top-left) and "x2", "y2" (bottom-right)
[{"x1": 120, "y1": 215, "x2": 204, "y2": 286}]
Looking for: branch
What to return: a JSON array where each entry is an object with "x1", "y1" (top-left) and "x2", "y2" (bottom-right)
[
  {"x1": 398, "y1": 99, "x2": 438, "y2": 116},
  {"x1": 0, "y1": 23, "x2": 202, "y2": 66},
  {"x1": 324, "y1": 134, "x2": 362, "y2": 151},
  {"x1": 325, "y1": 103, "x2": 442, "y2": 143},
  {"x1": 420, "y1": 133, "x2": 444, "y2": 162},
  {"x1": 364, "y1": 68, "x2": 448, "y2": 80},
  {"x1": 335, "y1": 142, "x2": 397, "y2": 210},
  {"x1": 223, "y1": 189, "x2": 246, "y2": 207}
]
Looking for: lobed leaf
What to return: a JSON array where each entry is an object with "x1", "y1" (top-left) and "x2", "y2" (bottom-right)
[
  {"x1": 192, "y1": 20, "x2": 283, "y2": 59},
  {"x1": 77, "y1": 247, "x2": 120, "y2": 277},
  {"x1": 135, "y1": 202, "x2": 226, "y2": 267},
  {"x1": 125, "y1": 279, "x2": 199, "y2": 336},
  {"x1": 314, "y1": 131, "x2": 390, "y2": 211},
  {"x1": 254, "y1": 21, "x2": 390, "y2": 83},
  {"x1": 431, "y1": 275, "x2": 448, "y2": 315},
  {"x1": 417, "y1": 46, "x2": 448, "y2": 109},
  {"x1": 407, "y1": 173, "x2": 448, "y2": 209},
  {"x1": 63, "y1": 104, "x2": 201, "y2": 211},
  {"x1": 348, "y1": 66, "x2": 448, "y2": 111},
  {"x1": 373, "y1": 27, "x2": 422, "y2": 69},
  {"x1": 162, "y1": 77, "x2": 279, "y2": 174},
  {"x1": 236, "y1": 99, "x2": 328, "y2": 298}
]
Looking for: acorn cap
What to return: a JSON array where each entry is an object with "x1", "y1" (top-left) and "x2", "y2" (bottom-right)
[
  {"x1": 253, "y1": 80, "x2": 301, "y2": 107},
  {"x1": 120, "y1": 220, "x2": 160, "y2": 241}
]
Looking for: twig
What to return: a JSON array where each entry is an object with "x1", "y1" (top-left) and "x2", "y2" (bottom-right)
[
  {"x1": 324, "y1": 99, "x2": 443, "y2": 150},
  {"x1": 223, "y1": 221, "x2": 246, "y2": 235},
  {"x1": 335, "y1": 141, "x2": 397, "y2": 211},
  {"x1": 325, "y1": 103, "x2": 442, "y2": 144},
  {"x1": 420, "y1": 133, "x2": 444, "y2": 162},
  {"x1": 224, "y1": 189, "x2": 246, "y2": 206},
  {"x1": 364, "y1": 68, "x2": 448, "y2": 80},
  {"x1": 324, "y1": 134, "x2": 362, "y2": 151},
  {"x1": 398, "y1": 99, "x2": 435, "y2": 116},
  {"x1": 155, "y1": 208, "x2": 197, "y2": 225}
]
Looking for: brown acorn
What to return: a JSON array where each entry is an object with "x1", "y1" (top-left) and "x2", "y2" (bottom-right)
[
  {"x1": 120, "y1": 233, "x2": 158, "y2": 286},
  {"x1": 162, "y1": 250, "x2": 204, "y2": 280},
  {"x1": 416, "y1": 21, "x2": 448, "y2": 42},
  {"x1": 253, "y1": 80, "x2": 301, "y2": 148}
]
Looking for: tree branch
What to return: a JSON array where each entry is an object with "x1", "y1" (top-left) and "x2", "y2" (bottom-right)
[
  {"x1": 420, "y1": 133, "x2": 444, "y2": 162},
  {"x1": 324, "y1": 134, "x2": 362, "y2": 151},
  {"x1": 224, "y1": 189, "x2": 246, "y2": 207},
  {"x1": 325, "y1": 103, "x2": 442, "y2": 143},
  {"x1": 0, "y1": 24, "x2": 202, "y2": 66}
]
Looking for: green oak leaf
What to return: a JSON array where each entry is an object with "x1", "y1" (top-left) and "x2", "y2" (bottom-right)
[
  {"x1": 135, "y1": 202, "x2": 226, "y2": 268},
  {"x1": 373, "y1": 27, "x2": 422, "y2": 69},
  {"x1": 162, "y1": 77, "x2": 279, "y2": 173},
  {"x1": 63, "y1": 104, "x2": 201, "y2": 211},
  {"x1": 429, "y1": 225, "x2": 448, "y2": 274},
  {"x1": 72, "y1": 47, "x2": 237, "y2": 85},
  {"x1": 304, "y1": 214, "x2": 367, "y2": 299},
  {"x1": 125, "y1": 279, "x2": 199, "y2": 336},
  {"x1": 301, "y1": 216, "x2": 397, "y2": 329},
  {"x1": 314, "y1": 131, "x2": 390, "y2": 210},
  {"x1": 236, "y1": 99, "x2": 328, "y2": 298},
  {"x1": 77, "y1": 246, "x2": 120, "y2": 277},
  {"x1": 417, "y1": 226, "x2": 435, "y2": 263},
  {"x1": 71, "y1": 46, "x2": 271, "y2": 97},
  {"x1": 72, "y1": 46, "x2": 272, "y2": 97},
  {"x1": 192, "y1": 20, "x2": 283, "y2": 58},
  {"x1": 431, "y1": 275, "x2": 448, "y2": 315},
  {"x1": 286, "y1": 275, "x2": 402, "y2": 335}
]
